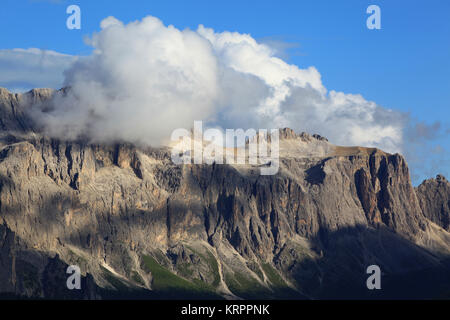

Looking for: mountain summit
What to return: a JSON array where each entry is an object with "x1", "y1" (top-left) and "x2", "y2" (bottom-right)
[{"x1": 0, "y1": 87, "x2": 449, "y2": 299}]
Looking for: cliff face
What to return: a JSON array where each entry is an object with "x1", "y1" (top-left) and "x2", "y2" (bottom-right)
[
  {"x1": 416, "y1": 175, "x2": 450, "y2": 231},
  {"x1": 0, "y1": 88, "x2": 449, "y2": 299}
]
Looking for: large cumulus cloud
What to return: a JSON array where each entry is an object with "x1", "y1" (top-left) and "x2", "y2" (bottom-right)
[{"x1": 31, "y1": 15, "x2": 405, "y2": 152}]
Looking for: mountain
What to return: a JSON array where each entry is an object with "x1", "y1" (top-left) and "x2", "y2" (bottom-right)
[
  {"x1": 416, "y1": 175, "x2": 450, "y2": 232},
  {"x1": 0, "y1": 87, "x2": 449, "y2": 299}
]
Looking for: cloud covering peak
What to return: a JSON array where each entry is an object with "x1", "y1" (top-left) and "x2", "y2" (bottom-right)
[{"x1": 32, "y1": 15, "x2": 404, "y2": 152}]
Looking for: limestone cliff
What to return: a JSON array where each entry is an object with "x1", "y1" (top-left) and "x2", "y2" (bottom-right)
[
  {"x1": 416, "y1": 175, "x2": 450, "y2": 231},
  {"x1": 0, "y1": 88, "x2": 449, "y2": 299}
]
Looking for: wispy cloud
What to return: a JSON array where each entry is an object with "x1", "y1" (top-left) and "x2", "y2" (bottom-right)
[
  {"x1": 405, "y1": 121, "x2": 449, "y2": 184},
  {"x1": 0, "y1": 48, "x2": 76, "y2": 92},
  {"x1": 258, "y1": 36, "x2": 303, "y2": 61},
  {"x1": 406, "y1": 121, "x2": 442, "y2": 142}
]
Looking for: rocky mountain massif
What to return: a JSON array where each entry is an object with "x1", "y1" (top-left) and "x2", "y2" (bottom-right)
[{"x1": 0, "y1": 87, "x2": 449, "y2": 299}]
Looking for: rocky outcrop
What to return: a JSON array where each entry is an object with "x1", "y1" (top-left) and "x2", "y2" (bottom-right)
[
  {"x1": 0, "y1": 88, "x2": 54, "y2": 133},
  {"x1": 416, "y1": 175, "x2": 450, "y2": 231},
  {"x1": 0, "y1": 87, "x2": 449, "y2": 299},
  {"x1": 0, "y1": 222, "x2": 99, "y2": 299}
]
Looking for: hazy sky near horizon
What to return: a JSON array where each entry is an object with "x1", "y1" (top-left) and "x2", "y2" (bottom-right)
[{"x1": 0, "y1": 0, "x2": 448, "y2": 184}]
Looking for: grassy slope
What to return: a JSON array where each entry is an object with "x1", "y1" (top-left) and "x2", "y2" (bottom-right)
[{"x1": 141, "y1": 255, "x2": 221, "y2": 299}]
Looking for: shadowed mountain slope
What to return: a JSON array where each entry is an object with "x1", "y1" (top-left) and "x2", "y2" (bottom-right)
[{"x1": 0, "y1": 87, "x2": 449, "y2": 299}]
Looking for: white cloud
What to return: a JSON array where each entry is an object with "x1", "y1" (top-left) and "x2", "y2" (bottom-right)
[
  {"x1": 26, "y1": 15, "x2": 404, "y2": 153},
  {"x1": 0, "y1": 48, "x2": 76, "y2": 92}
]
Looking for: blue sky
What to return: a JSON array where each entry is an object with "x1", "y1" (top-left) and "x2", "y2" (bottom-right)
[{"x1": 0, "y1": 0, "x2": 449, "y2": 183}]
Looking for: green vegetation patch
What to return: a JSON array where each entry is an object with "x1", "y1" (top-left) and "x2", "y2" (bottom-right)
[
  {"x1": 101, "y1": 266, "x2": 129, "y2": 292},
  {"x1": 261, "y1": 263, "x2": 287, "y2": 287},
  {"x1": 247, "y1": 261, "x2": 264, "y2": 281},
  {"x1": 260, "y1": 262, "x2": 303, "y2": 298},
  {"x1": 224, "y1": 270, "x2": 271, "y2": 299},
  {"x1": 202, "y1": 249, "x2": 221, "y2": 288},
  {"x1": 141, "y1": 255, "x2": 220, "y2": 299}
]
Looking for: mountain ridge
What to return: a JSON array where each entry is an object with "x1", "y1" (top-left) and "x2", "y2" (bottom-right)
[{"x1": 0, "y1": 87, "x2": 449, "y2": 299}]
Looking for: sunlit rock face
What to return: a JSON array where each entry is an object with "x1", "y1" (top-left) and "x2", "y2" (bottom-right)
[
  {"x1": 0, "y1": 87, "x2": 449, "y2": 300},
  {"x1": 416, "y1": 175, "x2": 450, "y2": 231}
]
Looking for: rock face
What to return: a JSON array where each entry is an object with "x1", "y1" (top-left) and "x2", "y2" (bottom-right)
[
  {"x1": 416, "y1": 175, "x2": 450, "y2": 231},
  {"x1": 0, "y1": 87, "x2": 450, "y2": 299}
]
